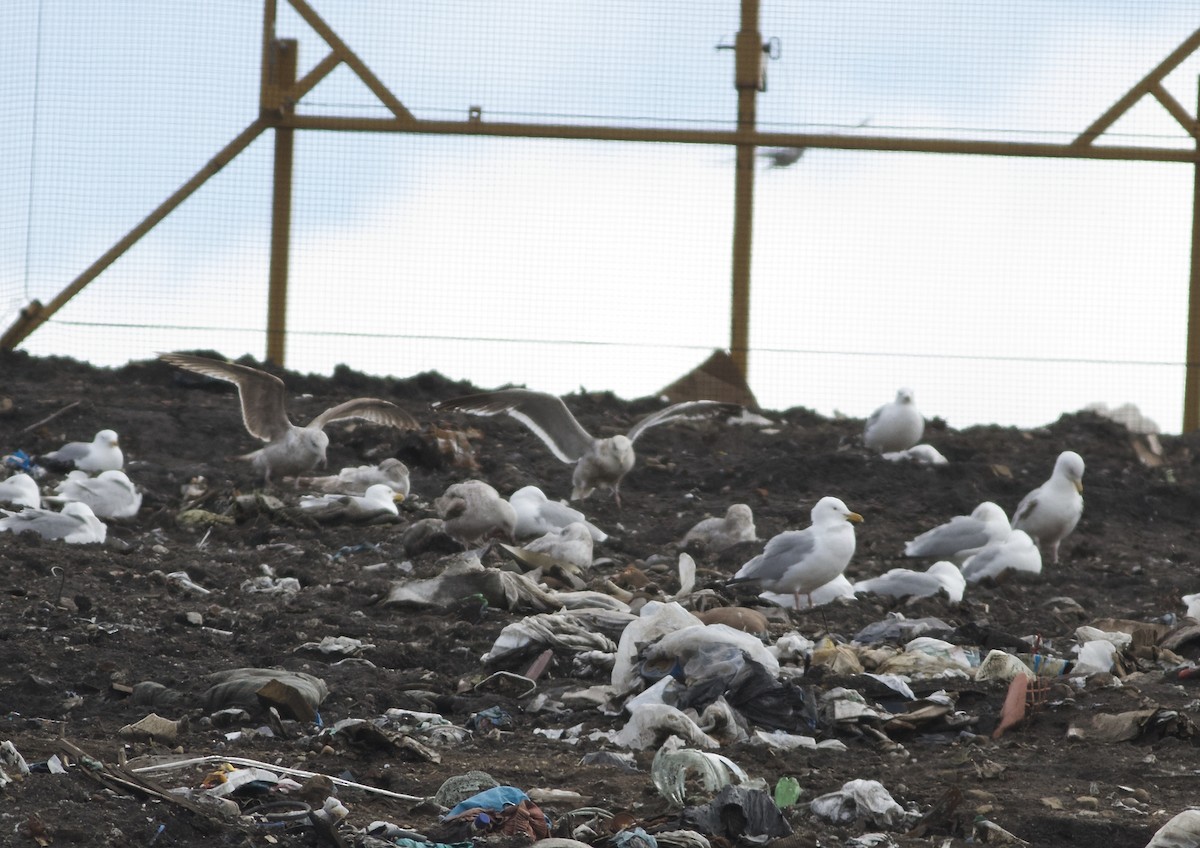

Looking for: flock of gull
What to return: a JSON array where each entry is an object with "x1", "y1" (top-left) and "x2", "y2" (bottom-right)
[{"x1": 0, "y1": 356, "x2": 1085, "y2": 611}]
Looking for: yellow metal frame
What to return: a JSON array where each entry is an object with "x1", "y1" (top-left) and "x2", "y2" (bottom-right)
[{"x1": 4, "y1": 1, "x2": 1200, "y2": 426}]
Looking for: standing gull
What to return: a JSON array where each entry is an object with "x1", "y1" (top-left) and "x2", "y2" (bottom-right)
[
  {"x1": 0, "y1": 473, "x2": 41, "y2": 509},
  {"x1": 160, "y1": 353, "x2": 419, "y2": 484},
  {"x1": 0, "y1": 501, "x2": 107, "y2": 544},
  {"x1": 39, "y1": 429, "x2": 123, "y2": 473},
  {"x1": 1011, "y1": 450, "x2": 1085, "y2": 564},
  {"x1": 681, "y1": 503, "x2": 757, "y2": 553},
  {"x1": 509, "y1": 485, "x2": 607, "y2": 542},
  {"x1": 864, "y1": 389, "x2": 924, "y2": 453},
  {"x1": 433, "y1": 389, "x2": 740, "y2": 505},
  {"x1": 729, "y1": 496, "x2": 863, "y2": 609},
  {"x1": 904, "y1": 501, "x2": 1010, "y2": 563}
]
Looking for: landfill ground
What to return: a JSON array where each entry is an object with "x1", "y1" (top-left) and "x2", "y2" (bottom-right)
[{"x1": 3, "y1": 349, "x2": 1200, "y2": 848}]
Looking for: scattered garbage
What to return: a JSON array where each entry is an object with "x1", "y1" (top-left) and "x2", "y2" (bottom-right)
[{"x1": 810, "y1": 778, "x2": 912, "y2": 829}]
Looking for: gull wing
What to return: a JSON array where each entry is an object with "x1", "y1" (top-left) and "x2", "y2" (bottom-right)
[
  {"x1": 904, "y1": 515, "x2": 990, "y2": 558},
  {"x1": 41, "y1": 442, "x2": 90, "y2": 463},
  {"x1": 1011, "y1": 489, "x2": 1041, "y2": 528},
  {"x1": 434, "y1": 389, "x2": 595, "y2": 463},
  {"x1": 0, "y1": 508, "x2": 81, "y2": 539},
  {"x1": 855, "y1": 568, "x2": 940, "y2": 598},
  {"x1": 732, "y1": 529, "x2": 816, "y2": 583},
  {"x1": 627, "y1": 401, "x2": 741, "y2": 444},
  {"x1": 160, "y1": 353, "x2": 292, "y2": 442},
  {"x1": 307, "y1": 398, "x2": 418, "y2": 432}
]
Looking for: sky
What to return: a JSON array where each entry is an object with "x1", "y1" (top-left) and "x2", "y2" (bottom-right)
[{"x1": 2, "y1": 2, "x2": 1199, "y2": 432}]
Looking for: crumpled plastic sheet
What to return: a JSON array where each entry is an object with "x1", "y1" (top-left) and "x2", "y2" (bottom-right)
[
  {"x1": 679, "y1": 785, "x2": 791, "y2": 842},
  {"x1": 613, "y1": 704, "x2": 719, "y2": 750},
  {"x1": 644, "y1": 624, "x2": 779, "y2": 681},
  {"x1": 809, "y1": 778, "x2": 908, "y2": 828},
  {"x1": 652, "y1": 737, "x2": 750, "y2": 806},
  {"x1": 482, "y1": 612, "x2": 617, "y2": 665},
  {"x1": 853, "y1": 614, "x2": 954, "y2": 645},
  {"x1": 201, "y1": 668, "x2": 328, "y2": 714},
  {"x1": 1146, "y1": 808, "x2": 1200, "y2": 848},
  {"x1": 611, "y1": 602, "x2": 702, "y2": 693},
  {"x1": 384, "y1": 556, "x2": 561, "y2": 612},
  {"x1": 675, "y1": 652, "x2": 819, "y2": 735}
]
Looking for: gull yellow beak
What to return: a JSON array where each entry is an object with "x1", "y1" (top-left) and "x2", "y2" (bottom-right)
[
  {"x1": 392, "y1": 492, "x2": 406, "y2": 503},
  {"x1": 1075, "y1": 481, "x2": 1083, "y2": 494},
  {"x1": 847, "y1": 512, "x2": 864, "y2": 524}
]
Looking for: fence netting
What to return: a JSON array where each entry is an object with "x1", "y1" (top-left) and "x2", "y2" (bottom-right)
[{"x1": 3, "y1": 1, "x2": 1198, "y2": 431}]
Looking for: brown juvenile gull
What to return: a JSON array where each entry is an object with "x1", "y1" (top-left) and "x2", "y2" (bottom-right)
[
  {"x1": 0, "y1": 473, "x2": 41, "y2": 509},
  {"x1": 863, "y1": 388, "x2": 924, "y2": 453},
  {"x1": 681, "y1": 503, "x2": 757, "y2": 553},
  {"x1": 433, "y1": 389, "x2": 740, "y2": 505},
  {"x1": 160, "y1": 353, "x2": 418, "y2": 484},
  {"x1": 47, "y1": 469, "x2": 142, "y2": 519},
  {"x1": 1011, "y1": 450, "x2": 1085, "y2": 564},
  {"x1": 434, "y1": 480, "x2": 517, "y2": 547},
  {"x1": 39, "y1": 429, "x2": 123, "y2": 473},
  {"x1": 729, "y1": 496, "x2": 863, "y2": 609},
  {"x1": 0, "y1": 501, "x2": 107, "y2": 544},
  {"x1": 903, "y1": 501, "x2": 1010, "y2": 564},
  {"x1": 295, "y1": 458, "x2": 410, "y2": 498},
  {"x1": 509, "y1": 485, "x2": 607, "y2": 542}
]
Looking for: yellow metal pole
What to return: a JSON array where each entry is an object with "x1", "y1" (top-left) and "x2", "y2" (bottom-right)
[
  {"x1": 265, "y1": 39, "x2": 297, "y2": 366},
  {"x1": 0, "y1": 118, "x2": 268, "y2": 352},
  {"x1": 729, "y1": 0, "x2": 761, "y2": 380},
  {"x1": 1183, "y1": 77, "x2": 1200, "y2": 432}
]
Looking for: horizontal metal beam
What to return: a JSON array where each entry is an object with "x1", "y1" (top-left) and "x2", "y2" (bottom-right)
[{"x1": 281, "y1": 114, "x2": 1200, "y2": 162}]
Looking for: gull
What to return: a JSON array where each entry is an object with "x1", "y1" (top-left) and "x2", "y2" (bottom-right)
[
  {"x1": 729, "y1": 496, "x2": 863, "y2": 609},
  {"x1": 0, "y1": 501, "x2": 107, "y2": 544},
  {"x1": 903, "y1": 501, "x2": 1010, "y2": 564},
  {"x1": 295, "y1": 458, "x2": 410, "y2": 498},
  {"x1": 0, "y1": 473, "x2": 40, "y2": 509},
  {"x1": 39, "y1": 429, "x2": 123, "y2": 473},
  {"x1": 761, "y1": 574, "x2": 856, "y2": 610},
  {"x1": 433, "y1": 389, "x2": 740, "y2": 505},
  {"x1": 160, "y1": 353, "x2": 419, "y2": 484},
  {"x1": 864, "y1": 389, "x2": 924, "y2": 453},
  {"x1": 681, "y1": 503, "x2": 757, "y2": 553},
  {"x1": 961, "y1": 529, "x2": 1042, "y2": 583},
  {"x1": 298, "y1": 483, "x2": 402, "y2": 523},
  {"x1": 1011, "y1": 450, "x2": 1085, "y2": 564},
  {"x1": 509, "y1": 485, "x2": 607, "y2": 542},
  {"x1": 760, "y1": 146, "x2": 806, "y2": 168},
  {"x1": 523, "y1": 522, "x2": 594, "y2": 570},
  {"x1": 46, "y1": 469, "x2": 142, "y2": 519},
  {"x1": 881, "y1": 444, "x2": 948, "y2": 465},
  {"x1": 434, "y1": 480, "x2": 517, "y2": 547},
  {"x1": 853, "y1": 561, "x2": 966, "y2": 603}
]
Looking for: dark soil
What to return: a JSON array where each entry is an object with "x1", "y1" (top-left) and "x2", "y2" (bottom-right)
[{"x1": 2, "y1": 349, "x2": 1200, "y2": 848}]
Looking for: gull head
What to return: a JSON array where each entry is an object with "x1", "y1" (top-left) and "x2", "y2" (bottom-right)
[
  {"x1": 95, "y1": 429, "x2": 119, "y2": 447},
  {"x1": 811, "y1": 496, "x2": 864, "y2": 526},
  {"x1": 1054, "y1": 450, "x2": 1085, "y2": 492}
]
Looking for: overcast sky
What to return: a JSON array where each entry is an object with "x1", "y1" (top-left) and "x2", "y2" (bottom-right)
[{"x1": 3, "y1": 2, "x2": 1199, "y2": 432}]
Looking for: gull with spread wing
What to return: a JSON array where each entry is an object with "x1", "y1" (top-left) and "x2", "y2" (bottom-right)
[
  {"x1": 433, "y1": 389, "x2": 740, "y2": 505},
  {"x1": 160, "y1": 353, "x2": 418, "y2": 484}
]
